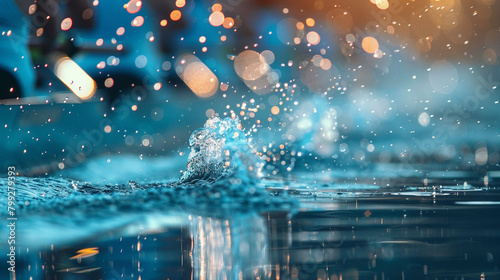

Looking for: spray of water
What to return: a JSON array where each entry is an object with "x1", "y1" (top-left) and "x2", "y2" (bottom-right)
[{"x1": 179, "y1": 116, "x2": 263, "y2": 183}]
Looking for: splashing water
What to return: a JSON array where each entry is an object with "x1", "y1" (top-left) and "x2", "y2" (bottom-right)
[
  {"x1": 0, "y1": 116, "x2": 298, "y2": 252},
  {"x1": 179, "y1": 116, "x2": 263, "y2": 183}
]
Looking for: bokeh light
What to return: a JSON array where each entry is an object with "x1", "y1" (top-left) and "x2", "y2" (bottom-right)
[
  {"x1": 131, "y1": 16, "x2": 144, "y2": 27},
  {"x1": 54, "y1": 57, "x2": 96, "y2": 100},
  {"x1": 223, "y1": 17, "x2": 234, "y2": 29},
  {"x1": 305, "y1": 18, "x2": 315, "y2": 27},
  {"x1": 209, "y1": 11, "x2": 225, "y2": 27},
  {"x1": 104, "y1": 78, "x2": 114, "y2": 88},
  {"x1": 170, "y1": 10, "x2": 182, "y2": 21},
  {"x1": 176, "y1": 54, "x2": 219, "y2": 98},
  {"x1": 362, "y1": 37, "x2": 379, "y2": 53},
  {"x1": 60, "y1": 18, "x2": 72, "y2": 31},
  {"x1": 234, "y1": 50, "x2": 266, "y2": 81},
  {"x1": 306, "y1": 31, "x2": 320, "y2": 45},
  {"x1": 271, "y1": 106, "x2": 280, "y2": 115},
  {"x1": 116, "y1": 27, "x2": 125, "y2": 36},
  {"x1": 212, "y1": 3, "x2": 222, "y2": 12},
  {"x1": 175, "y1": 0, "x2": 185, "y2": 8},
  {"x1": 124, "y1": 0, "x2": 142, "y2": 14},
  {"x1": 135, "y1": 55, "x2": 148, "y2": 68}
]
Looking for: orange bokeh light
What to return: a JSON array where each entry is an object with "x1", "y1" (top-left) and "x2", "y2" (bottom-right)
[
  {"x1": 306, "y1": 18, "x2": 315, "y2": 27},
  {"x1": 175, "y1": 0, "x2": 185, "y2": 8},
  {"x1": 223, "y1": 17, "x2": 234, "y2": 29},
  {"x1": 362, "y1": 36, "x2": 379, "y2": 53},
  {"x1": 170, "y1": 10, "x2": 182, "y2": 21},
  {"x1": 212, "y1": 3, "x2": 222, "y2": 12}
]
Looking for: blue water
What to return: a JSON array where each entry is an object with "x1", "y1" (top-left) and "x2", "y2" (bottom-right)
[
  {"x1": 2, "y1": 174, "x2": 500, "y2": 279},
  {"x1": 1, "y1": 117, "x2": 499, "y2": 279}
]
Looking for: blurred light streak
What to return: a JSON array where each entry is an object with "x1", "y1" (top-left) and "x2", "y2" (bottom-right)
[
  {"x1": 54, "y1": 56, "x2": 96, "y2": 100},
  {"x1": 176, "y1": 54, "x2": 219, "y2": 98},
  {"x1": 69, "y1": 247, "x2": 99, "y2": 259}
]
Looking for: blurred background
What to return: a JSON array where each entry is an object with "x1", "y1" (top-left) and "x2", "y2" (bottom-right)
[
  {"x1": 1, "y1": 0, "x2": 499, "y2": 181},
  {"x1": 2, "y1": 2, "x2": 500, "y2": 280}
]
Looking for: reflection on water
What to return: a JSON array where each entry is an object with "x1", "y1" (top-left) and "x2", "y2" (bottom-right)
[
  {"x1": 190, "y1": 214, "x2": 270, "y2": 280},
  {"x1": 4, "y1": 178, "x2": 500, "y2": 280},
  {"x1": 11, "y1": 213, "x2": 272, "y2": 280}
]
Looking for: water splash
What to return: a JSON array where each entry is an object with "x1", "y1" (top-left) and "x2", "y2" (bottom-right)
[
  {"x1": 179, "y1": 116, "x2": 263, "y2": 183},
  {"x1": 0, "y1": 117, "x2": 297, "y2": 250}
]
